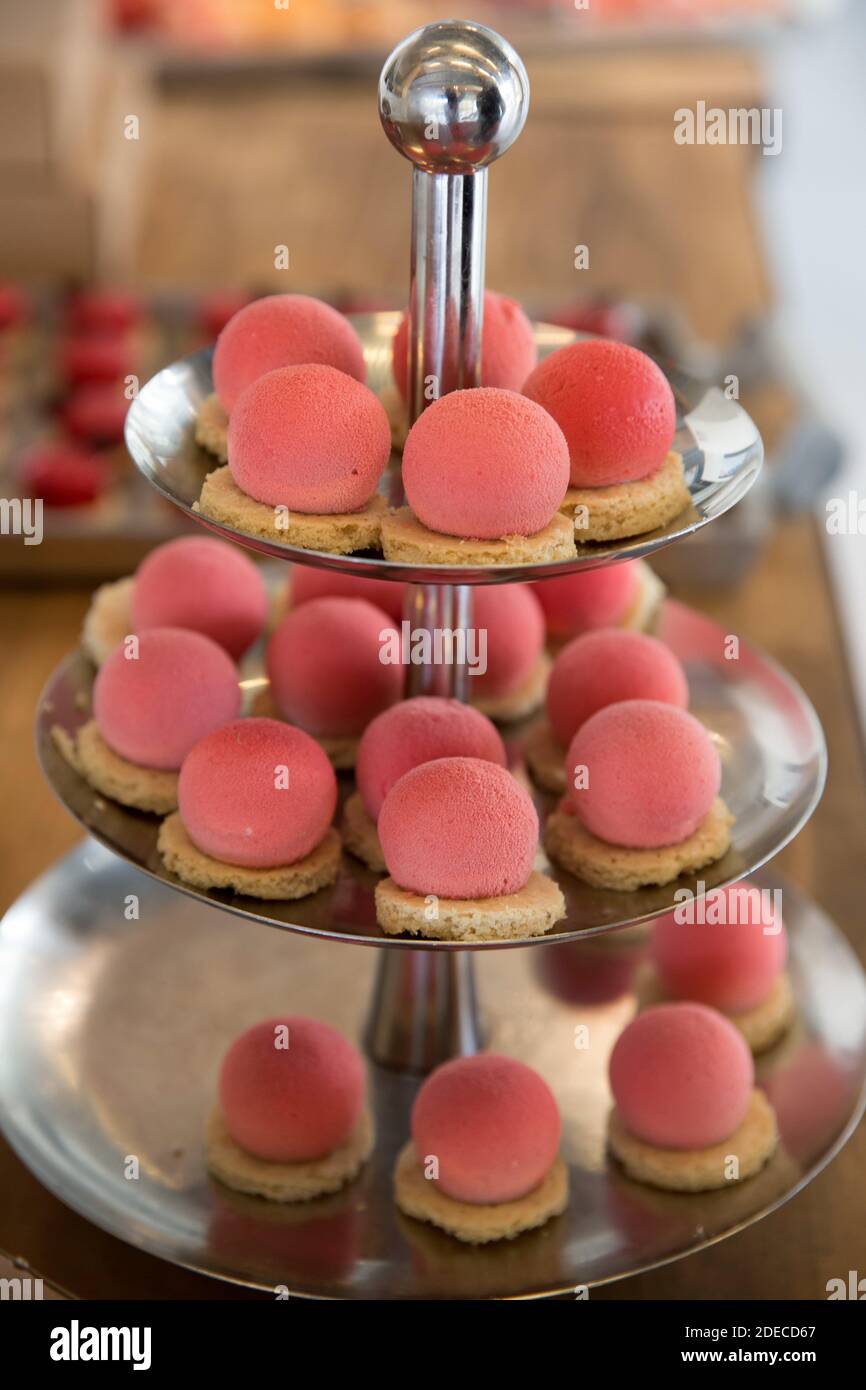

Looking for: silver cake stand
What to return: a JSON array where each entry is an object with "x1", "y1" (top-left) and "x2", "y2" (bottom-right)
[{"x1": 2, "y1": 20, "x2": 858, "y2": 1298}]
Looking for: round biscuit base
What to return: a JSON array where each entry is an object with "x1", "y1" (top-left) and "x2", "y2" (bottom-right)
[
  {"x1": 195, "y1": 465, "x2": 388, "y2": 553},
  {"x1": 157, "y1": 813, "x2": 341, "y2": 900},
  {"x1": 472, "y1": 653, "x2": 551, "y2": 724},
  {"x1": 342, "y1": 790, "x2": 386, "y2": 872},
  {"x1": 380, "y1": 506, "x2": 577, "y2": 566},
  {"x1": 638, "y1": 967, "x2": 795, "y2": 1054},
  {"x1": 81, "y1": 576, "x2": 134, "y2": 666},
  {"x1": 544, "y1": 797, "x2": 734, "y2": 892},
  {"x1": 608, "y1": 1089, "x2": 778, "y2": 1193},
  {"x1": 524, "y1": 720, "x2": 567, "y2": 794},
  {"x1": 393, "y1": 1142, "x2": 569, "y2": 1244},
  {"x1": 207, "y1": 1107, "x2": 374, "y2": 1202},
  {"x1": 52, "y1": 719, "x2": 179, "y2": 814},
  {"x1": 374, "y1": 870, "x2": 566, "y2": 943},
  {"x1": 561, "y1": 451, "x2": 692, "y2": 543},
  {"x1": 194, "y1": 393, "x2": 229, "y2": 461}
]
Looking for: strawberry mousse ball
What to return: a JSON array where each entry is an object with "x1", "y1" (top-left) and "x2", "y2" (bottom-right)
[
  {"x1": 219, "y1": 1016, "x2": 364, "y2": 1163},
  {"x1": 609, "y1": 1003, "x2": 754, "y2": 1149},
  {"x1": 267, "y1": 597, "x2": 403, "y2": 737},
  {"x1": 392, "y1": 289, "x2": 537, "y2": 399},
  {"x1": 523, "y1": 339, "x2": 676, "y2": 487},
  {"x1": 547, "y1": 629, "x2": 688, "y2": 747},
  {"x1": 213, "y1": 293, "x2": 366, "y2": 412},
  {"x1": 179, "y1": 718, "x2": 336, "y2": 868},
  {"x1": 132, "y1": 537, "x2": 268, "y2": 659},
  {"x1": 534, "y1": 562, "x2": 640, "y2": 639},
  {"x1": 402, "y1": 388, "x2": 569, "y2": 540},
  {"x1": 290, "y1": 564, "x2": 405, "y2": 623},
  {"x1": 567, "y1": 700, "x2": 720, "y2": 849},
  {"x1": 228, "y1": 363, "x2": 390, "y2": 513},
  {"x1": 93, "y1": 627, "x2": 240, "y2": 770},
  {"x1": 651, "y1": 882, "x2": 788, "y2": 1014},
  {"x1": 379, "y1": 757, "x2": 538, "y2": 899},
  {"x1": 471, "y1": 584, "x2": 545, "y2": 699},
  {"x1": 356, "y1": 697, "x2": 506, "y2": 821},
  {"x1": 412, "y1": 1054, "x2": 561, "y2": 1203}
]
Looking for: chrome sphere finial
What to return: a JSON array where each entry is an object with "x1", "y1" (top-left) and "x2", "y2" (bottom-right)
[{"x1": 378, "y1": 19, "x2": 530, "y2": 176}]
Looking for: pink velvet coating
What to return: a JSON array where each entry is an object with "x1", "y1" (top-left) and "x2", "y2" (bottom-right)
[
  {"x1": 266, "y1": 597, "x2": 403, "y2": 737},
  {"x1": 402, "y1": 387, "x2": 570, "y2": 540},
  {"x1": 378, "y1": 757, "x2": 538, "y2": 899},
  {"x1": 93, "y1": 627, "x2": 240, "y2": 770},
  {"x1": 219, "y1": 1016, "x2": 364, "y2": 1163},
  {"x1": 213, "y1": 293, "x2": 366, "y2": 411},
  {"x1": 228, "y1": 363, "x2": 390, "y2": 513},
  {"x1": 547, "y1": 629, "x2": 688, "y2": 747},
  {"x1": 609, "y1": 1003, "x2": 754, "y2": 1150},
  {"x1": 411, "y1": 1053, "x2": 561, "y2": 1203},
  {"x1": 523, "y1": 339, "x2": 676, "y2": 487},
  {"x1": 471, "y1": 583, "x2": 546, "y2": 698},
  {"x1": 392, "y1": 290, "x2": 538, "y2": 400},
  {"x1": 132, "y1": 536, "x2": 268, "y2": 659},
  {"x1": 651, "y1": 882, "x2": 788, "y2": 1013},
  {"x1": 566, "y1": 699, "x2": 721, "y2": 849},
  {"x1": 356, "y1": 697, "x2": 506, "y2": 820},
  {"x1": 290, "y1": 564, "x2": 405, "y2": 623},
  {"x1": 178, "y1": 717, "x2": 336, "y2": 868},
  {"x1": 533, "y1": 561, "x2": 639, "y2": 639}
]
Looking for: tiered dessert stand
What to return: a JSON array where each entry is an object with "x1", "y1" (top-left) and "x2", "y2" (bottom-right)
[{"x1": 2, "y1": 21, "x2": 865, "y2": 1300}]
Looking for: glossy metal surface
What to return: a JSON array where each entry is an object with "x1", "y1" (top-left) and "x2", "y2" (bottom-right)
[
  {"x1": 35, "y1": 600, "x2": 826, "y2": 950},
  {"x1": 0, "y1": 847, "x2": 862, "y2": 1299},
  {"x1": 124, "y1": 315, "x2": 764, "y2": 585}
]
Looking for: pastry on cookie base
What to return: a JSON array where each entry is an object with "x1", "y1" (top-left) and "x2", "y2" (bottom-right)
[
  {"x1": 248, "y1": 689, "x2": 360, "y2": 771},
  {"x1": 608, "y1": 1089, "x2": 778, "y2": 1192},
  {"x1": 207, "y1": 1107, "x2": 373, "y2": 1202},
  {"x1": 195, "y1": 465, "x2": 388, "y2": 554},
  {"x1": 158, "y1": 813, "x2": 341, "y2": 900},
  {"x1": 380, "y1": 506, "x2": 577, "y2": 567},
  {"x1": 393, "y1": 1142, "x2": 568, "y2": 1244},
  {"x1": 52, "y1": 719, "x2": 178, "y2": 814},
  {"x1": 472, "y1": 653, "x2": 551, "y2": 724},
  {"x1": 342, "y1": 791, "x2": 386, "y2": 872},
  {"x1": 195, "y1": 393, "x2": 229, "y2": 461},
  {"x1": 375, "y1": 870, "x2": 565, "y2": 943},
  {"x1": 544, "y1": 797, "x2": 734, "y2": 892},
  {"x1": 524, "y1": 720, "x2": 567, "y2": 794},
  {"x1": 639, "y1": 967, "x2": 795, "y2": 1054},
  {"x1": 81, "y1": 576, "x2": 134, "y2": 666},
  {"x1": 562, "y1": 451, "x2": 691, "y2": 543}
]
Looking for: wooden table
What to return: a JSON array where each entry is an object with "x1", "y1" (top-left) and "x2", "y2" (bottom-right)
[{"x1": 1, "y1": 515, "x2": 864, "y2": 1300}]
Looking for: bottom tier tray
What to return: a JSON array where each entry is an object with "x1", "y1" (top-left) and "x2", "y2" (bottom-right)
[{"x1": 1, "y1": 841, "x2": 864, "y2": 1300}]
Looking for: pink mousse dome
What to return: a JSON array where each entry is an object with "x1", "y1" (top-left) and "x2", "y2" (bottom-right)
[
  {"x1": 609, "y1": 1003, "x2": 754, "y2": 1150},
  {"x1": 219, "y1": 1016, "x2": 364, "y2": 1163},
  {"x1": 651, "y1": 881, "x2": 788, "y2": 1014},
  {"x1": 290, "y1": 563, "x2": 405, "y2": 623},
  {"x1": 566, "y1": 699, "x2": 720, "y2": 849},
  {"x1": 471, "y1": 583, "x2": 546, "y2": 698},
  {"x1": 93, "y1": 627, "x2": 240, "y2": 770},
  {"x1": 178, "y1": 717, "x2": 336, "y2": 868},
  {"x1": 392, "y1": 290, "x2": 537, "y2": 399},
  {"x1": 547, "y1": 629, "x2": 688, "y2": 747},
  {"x1": 412, "y1": 1053, "x2": 561, "y2": 1204},
  {"x1": 402, "y1": 387, "x2": 570, "y2": 540},
  {"x1": 523, "y1": 339, "x2": 676, "y2": 487},
  {"x1": 132, "y1": 536, "x2": 268, "y2": 659},
  {"x1": 228, "y1": 363, "x2": 390, "y2": 513},
  {"x1": 266, "y1": 597, "x2": 403, "y2": 737},
  {"x1": 378, "y1": 757, "x2": 538, "y2": 899},
  {"x1": 356, "y1": 697, "x2": 506, "y2": 821},
  {"x1": 213, "y1": 293, "x2": 366, "y2": 411},
  {"x1": 533, "y1": 561, "x2": 639, "y2": 639}
]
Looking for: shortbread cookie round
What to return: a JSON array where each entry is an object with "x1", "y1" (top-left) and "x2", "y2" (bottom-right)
[
  {"x1": 561, "y1": 451, "x2": 691, "y2": 543},
  {"x1": 195, "y1": 392, "x2": 229, "y2": 461},
  {"x1": 608, "y1": 1088, "x2": 778, "y2": 1192},
  {"x1": 394, "y1": 1142, "x2": 568, "y2": 1244},
  {"x1": 545, "y1": 797, "x2": 734, "y2": 892},
  {"x1": 52, "y1": 719, "x2": 178, "y2": 813},
  {"x1": 195, "y1": 465, "x2": 388, "y2": 553},
  {"x1": 524, "y1": 719, "x2": 566, "y2": 794},
  {"x1": 380, "y1": 506, "x2": 577, "y2": 567},
  {"x1": 375, "y1": 870, "x2": 566, "y2": 943},
  {"x1": 637, "y1": 966, "x2": 795, "y2": 1054},
  {"x1": 342, "y1": 790, "x2": 386, "y2": 872},
  {"x1": 158, "y1": 813, "x2": 341, "y2": 900},
  {"x1": 207, "y1": 1106, "x2": 373, "y2": 1202},
  {"x1": 473, "y1": 653, "x2": 551, "y2": 724},
  {"x1": 81, "y1": 576, "x2": 134, "y2": 665}
]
